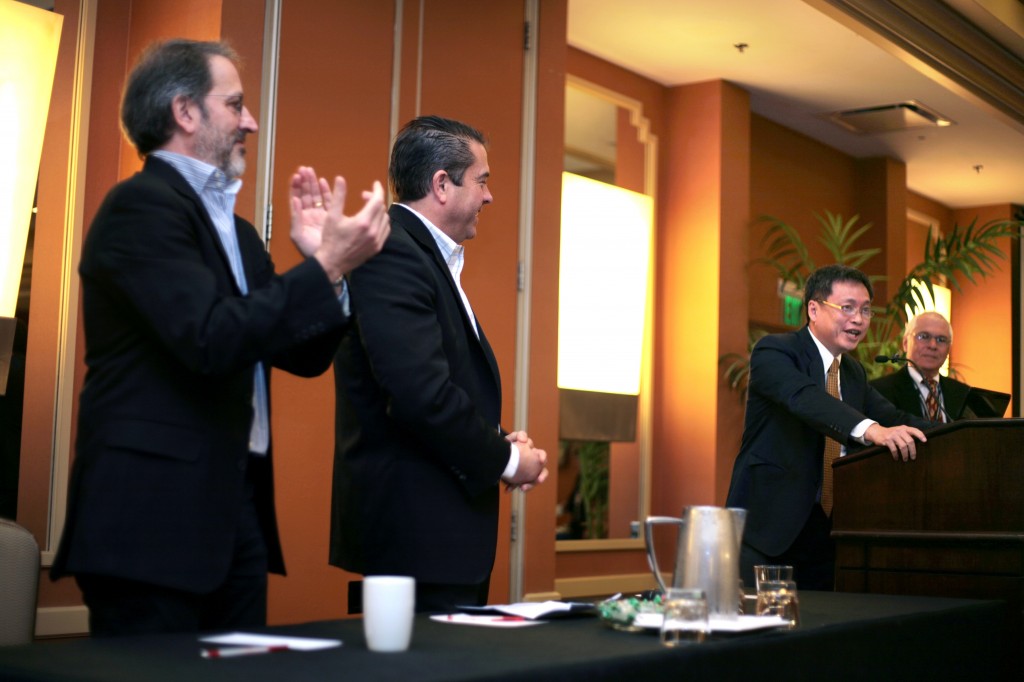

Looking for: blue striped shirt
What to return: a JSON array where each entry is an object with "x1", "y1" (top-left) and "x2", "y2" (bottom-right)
[{"x1": 151, "y1": 151, "x2": 270, "y2": 455}]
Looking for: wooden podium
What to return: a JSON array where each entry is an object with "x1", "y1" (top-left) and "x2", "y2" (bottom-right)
[{"x1": 832, "y1": 418, "x2": 1023, "y2": 673}]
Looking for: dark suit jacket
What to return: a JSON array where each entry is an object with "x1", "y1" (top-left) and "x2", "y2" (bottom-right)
[
  {"x1": 51, "y1": 157, "x2": 346, "y2": 593},
  {"x1": 330, "y1": 204, "x2": 510, "y2": 585},
  {"x1": 870, "y1": 365, "x2": 970, "y2": 421},
  {"x1": 725, "y1": 327, "x2": 931, "y2": 557}
]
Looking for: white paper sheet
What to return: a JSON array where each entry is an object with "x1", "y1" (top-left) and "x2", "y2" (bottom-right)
[
  {"x1": 632, "y1": 613, "x2": 790, "y2": 632},
  {"x1": 200, "y1": 632, "x2": 342, "y2": 651},
  {"x1": 431, "y1": 614, "x2": 545, "y2": 628},
  {"x1": 457, "y1": 600, "x2": 590, "y2": 620}
]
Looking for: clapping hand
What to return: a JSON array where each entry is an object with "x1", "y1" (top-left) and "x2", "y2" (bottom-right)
[{"x1": 289, "y1": 166, "x2": 390, "y2": 281}]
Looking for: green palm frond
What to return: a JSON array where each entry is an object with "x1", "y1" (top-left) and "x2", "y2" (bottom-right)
[
  {"x1": 754, "y1": 215, "x2": 815, "y2": 290},
  {"x1": 886, "y1": 218, "x2": 1020, "y2": 321},
  {"x1": 816, "y1": 211, "x2": 882, "y2": 268}
]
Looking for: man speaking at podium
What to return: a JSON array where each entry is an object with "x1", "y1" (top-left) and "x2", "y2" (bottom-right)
[{"x1": 726, "y1": 265, "x2": 932, "y2": 591}]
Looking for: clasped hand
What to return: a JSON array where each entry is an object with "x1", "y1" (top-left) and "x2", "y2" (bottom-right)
[{"x1": 503, "y1": 430, "x2": 548, "y2": 492}]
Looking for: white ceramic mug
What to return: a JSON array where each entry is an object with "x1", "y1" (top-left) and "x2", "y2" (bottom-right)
[{"x1": 362, "y1": 575, "x2": 416, "y2": 652}]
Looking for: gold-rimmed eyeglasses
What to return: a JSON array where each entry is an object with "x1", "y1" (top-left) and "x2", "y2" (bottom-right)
[{"x1": 817, "y1": 299, "x2": 874, "y2": 318}]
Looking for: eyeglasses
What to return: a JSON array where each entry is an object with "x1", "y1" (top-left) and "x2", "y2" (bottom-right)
[
  {"x1": 913, "y1": 331, "x2": 950, "y2": 345},
  {"x1": 816, "y1": 299, "x2": 874, "y2": 318},
  {"x1": 206, "y1": 93, "x2": 244, "y2": 115}
]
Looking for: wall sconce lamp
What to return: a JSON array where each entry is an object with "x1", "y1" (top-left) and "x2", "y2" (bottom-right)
[
  {"x1": 0, "y1": 1, "x2": 62, "y2": 394},
  {"x1": 557, "y1": 172, "x2": 653, "y2": 441}
]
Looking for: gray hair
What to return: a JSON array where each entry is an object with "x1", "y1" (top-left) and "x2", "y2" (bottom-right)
[
  {"x1": 120, "y1": 39, "x2": 239, "y2": 155},
  {"x1": 904, "y1": 311, "x2": 953, "y2": 343}
]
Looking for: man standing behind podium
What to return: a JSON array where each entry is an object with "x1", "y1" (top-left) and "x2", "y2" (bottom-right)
[
  {"x1": 330, "y1": 116, "x2": 548, "y2": 612},
  {"x1": 726, "y1": 265, "x2": 931, "y2": 590},
  {"x1": 51, "y1": 39, "x2": 390, "y2": 635},
  {"x1": 871, "y1": 312, "x2": 969, "y2": 422}
]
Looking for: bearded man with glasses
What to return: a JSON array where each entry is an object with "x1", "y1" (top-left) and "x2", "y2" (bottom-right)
[
  {"x1": 51, "y1": 39, "x2": 390, "y2": 636},
  {"x1": 726, "y1": 264, "x2": 932, "y2": 591}
]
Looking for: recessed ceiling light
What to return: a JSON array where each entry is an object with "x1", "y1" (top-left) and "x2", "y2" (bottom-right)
[{"x1": 824, "y1": 100, "x2": 955, "y2": 134}]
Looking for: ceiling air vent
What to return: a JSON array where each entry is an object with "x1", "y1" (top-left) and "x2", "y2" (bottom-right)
[{"x1": 825, "y1": 100, "x2": 955, "y2": 134}]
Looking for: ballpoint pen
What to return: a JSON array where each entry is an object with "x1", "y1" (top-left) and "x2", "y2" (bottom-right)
[{"x1": 200, "y1": 645, "x2": 290, "y2": 659}]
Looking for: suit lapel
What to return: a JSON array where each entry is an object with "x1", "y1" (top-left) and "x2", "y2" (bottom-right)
[
  {"x1": 796, "y1": 327, "x2": 826, "y2": 388},
  {"x1": 940, "y1": 376, "x2": 970, "y2": 419},
  {"x1": 389, "y1": 205, "x2": 501, "y2": 389},
  {"x1": 145, "y1": 157, "x2": 244, "y2": 295},
  {"x1": 838, "y1": 355, "x2": 863, "y2": 410},
  {"x1": 798, "y1": 326, "x2": 864, "y2": 409},
  {"x1": 896, "y1": 367, "x2": 925, "y2": 418},
  {"x1": 392, "y1": 206, "x2": 465, "y2": 311}
]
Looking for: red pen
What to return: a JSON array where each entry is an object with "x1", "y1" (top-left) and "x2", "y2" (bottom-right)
[
  {"x1": 200, "y1": 645, "x2": 290, "y2": 659},
  {"x1": 495, "y1": 616, "x2": 526, "y2": 622}
]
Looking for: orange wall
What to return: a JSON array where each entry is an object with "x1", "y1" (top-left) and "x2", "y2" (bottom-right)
[
  {"x1": 906, "y1": 191, "x2": 953, "y2": 274},
  {"x1": 855, "y1": 157, "x2": 907, "y2": 304},
  {"x1": 520, "y1": 0, "x2": 568, "y2": 596},
  {"x1": 116, "y1": 1, "x2": 222, "y2": 180},
  {"x1": 22, "y1": 0, "x2": 87, "y2": 610},
  {"x1": 267, "y1": 0, "x2": 395, "y2": 625},
  {"x1": 748, "y1": 115, "x2": 859, "y2": 328},
  {"x1": 715, "y1": 82, "x2": 752, "y2": 504},
  {"x1": 656, "y1": 80, "x2": 746, "y2": 516},
  {"x1": 951, "y1": 204, "x2": 1016, "y2": 413}
]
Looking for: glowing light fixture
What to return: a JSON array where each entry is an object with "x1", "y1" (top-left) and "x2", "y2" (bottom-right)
[
  {"x1": 557, "y1": 172, "x2": 653, "y2": 395},
  {"x1": 0, "y1": 0, "x2": 63, "y2": 393}
]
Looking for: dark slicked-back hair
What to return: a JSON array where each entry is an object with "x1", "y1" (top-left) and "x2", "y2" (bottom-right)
[
  {"x1": 803, "y1": 264, "x2": 873, "y2": 314},
  {"x1": 389, "y1": 115, "x2": 487, "y2": 202},
  {"x1": 121, "y1": 39, "x2": 239, "y2": 156}
]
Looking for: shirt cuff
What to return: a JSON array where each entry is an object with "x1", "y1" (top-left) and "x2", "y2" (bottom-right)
[
  {"x1": 850, "y1": 419, "x2": 875, "y2": 444},
  {"x1": 502, "y1": 443, "x2": 520, "y2": 480},
  {"x1": 337, "y1": 279, "x2": 351, "y2": 318}
]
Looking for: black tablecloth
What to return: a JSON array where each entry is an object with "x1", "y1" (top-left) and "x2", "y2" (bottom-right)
[{"x1": 0, "y1": 591, "x2": 1016, "y2": 681}]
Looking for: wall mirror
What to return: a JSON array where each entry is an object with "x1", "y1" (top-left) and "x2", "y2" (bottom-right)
[{"x1": 555, "y1": 76, "x2": 656, "y2": 549}]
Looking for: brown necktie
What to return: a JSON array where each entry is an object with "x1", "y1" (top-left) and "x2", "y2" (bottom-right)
[
  {"x1": 821, "y1": 358, "x2": 841, "y2": 517},
  {"x1": 925, "y1": 378, "x2": 942, "y2": 422}
]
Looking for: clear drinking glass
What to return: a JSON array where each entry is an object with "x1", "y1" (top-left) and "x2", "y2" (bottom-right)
[
  {"x1": 660, "y1": 588, "x2": 710, "y2": 646},
  {"x1": 754, "y1": 579, "x2": 800, "y2": 628},
  {"x1": 753, "y1": 564, "x2": 794, "y2": 590}
]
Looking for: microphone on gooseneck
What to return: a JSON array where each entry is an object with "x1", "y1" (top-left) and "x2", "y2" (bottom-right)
[
  {"x1": 874, "y1": 353, "x2": 951, "y2": 423},
  {"x1": 874, "y1": 352, "x2": 906, "y2": 364}
]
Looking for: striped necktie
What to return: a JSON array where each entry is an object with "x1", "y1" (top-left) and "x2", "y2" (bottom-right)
[{"x1": 926, "y1": 378, "x2": 943, "y2": 422}]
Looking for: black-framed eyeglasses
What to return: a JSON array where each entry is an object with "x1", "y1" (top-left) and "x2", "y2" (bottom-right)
[
  {"x1": 914, "y1": 331, "x2": 950, "y2": 345},
  {"x1": 817, "y1": 299, "x2": 874, "y2": 319}
]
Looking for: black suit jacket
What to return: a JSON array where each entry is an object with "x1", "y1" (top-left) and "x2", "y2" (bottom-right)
[
  {"x1": 51, "y1": 157, "x2": 346, "y2": 593},
  {"x1": 330, "y1": 204, "x2": 510, "y2": 584},
  {"x1": 870, "y1": 365, "x2": 971, "y2": 421},
  {"x1": 725, "y1": 327, "x2": 931, "y2": 557}
]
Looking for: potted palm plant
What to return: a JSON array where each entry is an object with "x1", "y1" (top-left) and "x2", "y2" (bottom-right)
[{"x1": 721, "y1": 210, "x2": 1023, "y2": 393}]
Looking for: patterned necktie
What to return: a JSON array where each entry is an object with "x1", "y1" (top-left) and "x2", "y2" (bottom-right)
[
  {"x1": 926, "y1": 378, "x2": 942, "y2": 422},
  {"x1": 821, "y1": 358, "x2": 841, "y2": 517}
]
